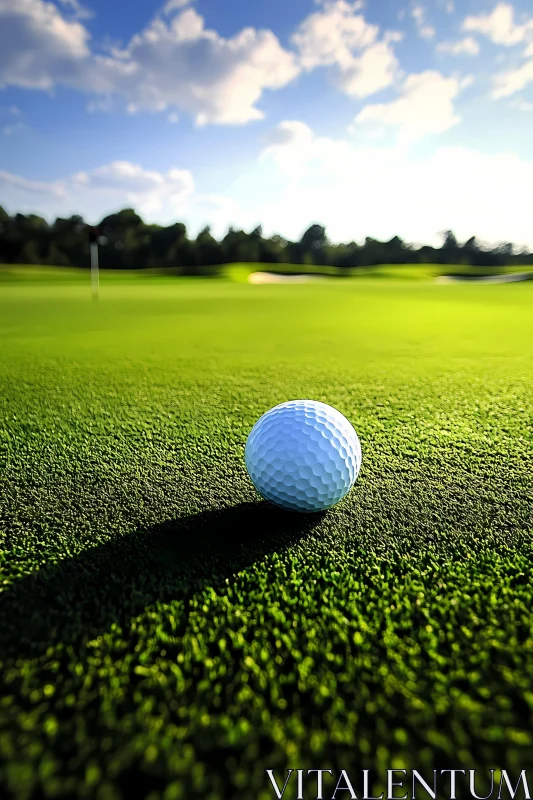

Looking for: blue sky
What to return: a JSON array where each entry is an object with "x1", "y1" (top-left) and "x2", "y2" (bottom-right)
[{"x1": 1, "y1": 0, "x2": 532, "y2": 246}]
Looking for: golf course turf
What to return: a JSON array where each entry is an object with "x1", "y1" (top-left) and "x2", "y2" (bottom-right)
[{"x1": 1, "y1": 268, "x2": 532, "y2": 799}]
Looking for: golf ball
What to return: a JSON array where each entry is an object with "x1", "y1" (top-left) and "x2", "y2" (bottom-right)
[{"x1": 245, "y1": 400, "x2": 362, "y2": 513}]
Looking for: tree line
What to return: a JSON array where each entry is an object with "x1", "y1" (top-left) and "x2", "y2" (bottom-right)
[{"x1": 0, "y1": 205, "x2": 531, "y2": 272}]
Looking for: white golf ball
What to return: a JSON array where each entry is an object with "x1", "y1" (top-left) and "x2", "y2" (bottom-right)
[{"x1": 245, "y1": 400, "x2": 362, "y2": 513}]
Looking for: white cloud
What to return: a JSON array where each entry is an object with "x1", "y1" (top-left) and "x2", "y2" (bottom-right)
[
  {"x1": 517, "y1": 99, "x2": 533, "y2": 110},
  {"x1": 0, "y1": 160, "x2": 257, "y2": 239},
  {"x1": 0, "y1": 170, "x2": 66, "y2": 196},
  {"x1": 2, "y1": 121, "x2": 29, "y2": 135},
  {"x1": 259, "y1": 120, "x2": 335, "y2": 184},
  {"x1": 189, "y1": 195, "x2": 254, "y2": 239},
  {"x1": 168, "y1": 111, "x2": 179, "y2": 123},
  {"x1": 0, "y1": 103, "x2": 28, "y2": 133},
  {"x1": 2, "y1": 0, "x2": 532, "y2": 147},
  {"x1": 462, "y1": 3, "x2": 533, "y2": 46},
  {"x1": 71, "y1": 161, "x2": 195, "y2": 218},
  {"x1": 57, "y1": 0, "x2": 93, "y2": 21},
  {"x1": 92, "y1": 8, "x2": 301, "y2": 125},
  {"x1": 87, "y1": 95, "x2": 114, "y2": 113},
  {"x1": 0, "y1": 104, "x2": 22, "y2": 117},
  {"x1": 493, "y1": 58, "x2": 533, "y2": 96},
  {"x1": 255, "y1": 124, "x2": 533, "y2": 248},
  {"x1": 262, "y1": 120, "x2": 314, "y2": 149},
  {"x1": 420, "y1": 25, "x2": 436, "y2": 40},
  {"x1": 0, "y1": 161, "x2": 254, "y2": 238},
  {"x1": 163, "y1": 0, "x2": 194, "y2": 13},
  {"x1": 292, "y1": 0, "x2": 378, "y2": 70},
  {"x1": 336, "y1": 41, "x2": 401, "y2": 97},
  {"x1": 384, "y1": 30, "x2": 404, "y2": 44},
  {"x1": 292, "y1": 0, "x2": 400, "y2": 97},
  {"x1": 459, "y1": 74, "x2": 475, "y2": 90},
  {"x1": 0, "y1": 0, "x2": 299, "y2": 126},
  {"x1": 353, "y1": 71, "x2": 465, "y2": 143},
  {"x1": 446, "y1": 1, "x2": 455, "y2": 13},
  {"x1": 1, "y1": 161, "x2": 194, "y2": 213},
  {"x1": 2, "y1": 143, "x2": 533, "y2": 249},
  {"x1": 262, "y1": 126, "x2": 352, "y2": 175},
  {"x1": 437, "y1": 36, "x2": 480, "y2": 55},
  {"x1": 411, "y1": 4, "x2": 436, "y2": 40},
  {"x1": 463, "y1": 4, "x2": 533, "y2": 98},
  {"x1": 74, "y1": 161, "x2": 170, "y2": 193},
  {"x1": 0, "y1": 0, "x2": 91, "y2": 90},
  {"x1": 0, "y1": 0, "x2": 434, "y2": 126}
]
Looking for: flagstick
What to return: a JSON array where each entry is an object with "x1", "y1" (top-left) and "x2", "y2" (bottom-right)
[{"x1": 90, "y1": 240, "x2": 99, "y2": 301}]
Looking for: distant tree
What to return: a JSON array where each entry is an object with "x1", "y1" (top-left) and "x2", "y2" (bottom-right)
[
  {"x1": 461, "y1": 236, "x2": 480, "y2": 266},
  {"x1": 471, "y1": 249, "x2": 505, "y2": 267},
  {"x1": 96, "y1": 209, "x2": 146, "y2": 269},
  {"x1": 497, "y1": 242, "x2": 514, "y2": 258},
  {"x1": 145, "y1": 222, "x2": 187, "y2": 268},
  {"x1": 221, "y1": 227, "x2": 260, "y2": 263},
  {"x1": 194, "y1": 226, "x2": 224, "y2": 270},
  {"x1": 439, "y1": 230, "x2": 462, "y2": 264},
  {"x1": 259, "y1": 234, "x2": 287, "y2": 264},
  {"x1": 298, "y1": 224, "x2": 328, "y2": 265},
  {"x1": 326, "y1": 241, "x2": 361, "y2": 269},
  {"x1": 441, "y1": 230, "x2": 458, "y2": 250},
  {"x1": 417, "y1": 245, "x2": 438, "y2": 264},
  {"x1": 52, "y1": 216, "x2": 88, "y2": 268},
  {"x1": 358, "y1": 237, "x2": 389, "y2": 266},
  {"x1": 46, "y1": 242, "x2": 71, "y2": 267},
  {"x1": 382, "y1": 235, "x2": 412, "y2": 264},
  {"x1": 99, "y1": 209, "x2": 143, "y2": 232},
  {"x1": 1, "y1": 203, "x2": 532, "y2": 271},
  {"x1": 300, "y1": 224, "x2": 327, "y2": 251}
]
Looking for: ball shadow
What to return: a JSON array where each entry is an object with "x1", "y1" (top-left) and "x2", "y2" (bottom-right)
[{"x1": 1, "y1": 500, "x2": 326, "y2": 661}]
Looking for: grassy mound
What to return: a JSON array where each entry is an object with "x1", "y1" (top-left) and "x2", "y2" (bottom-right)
[{"x1": 1, "y1": 275, "x2": 532, "y2": 799}]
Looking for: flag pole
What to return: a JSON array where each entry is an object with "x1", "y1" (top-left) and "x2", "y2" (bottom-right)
[{"x1": 89, "y1": 226, "x2": 100, "y2": 301}]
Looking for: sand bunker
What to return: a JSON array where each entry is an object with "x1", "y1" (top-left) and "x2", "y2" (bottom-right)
[
  {"x1": 435, "y1": 272, "x2": 533, "y2": 285},
  {"x1": 248, "y1": 272, "x2": 326, "y2": 284}
]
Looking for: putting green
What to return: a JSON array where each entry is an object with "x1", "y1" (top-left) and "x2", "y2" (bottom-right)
[{"x1": 1, "y1": 271, "x2": 532, "y2": 799}]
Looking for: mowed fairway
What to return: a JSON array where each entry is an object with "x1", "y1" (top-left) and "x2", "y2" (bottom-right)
[{"x1": 1, "y1": 272, "x2": 532, "y2": 800}]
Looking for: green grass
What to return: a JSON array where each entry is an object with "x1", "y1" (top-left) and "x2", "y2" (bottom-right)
[
  {"x1": 0, "y1": 265, "x2": 173, "y2": 284},
  {"x1": 3, "y1": 262, "x2": 533, "y2": 286},
  {"x1": 1, "y1": 270, "x2": 532, "y2": 800},
  {"x1": 222, "y1": 262, "x2": 533, "y2": 282}
]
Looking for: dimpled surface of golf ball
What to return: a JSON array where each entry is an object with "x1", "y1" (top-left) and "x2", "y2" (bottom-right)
[{"x1": 245, "y1": 400, "x2": 362, "y2": 513}]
